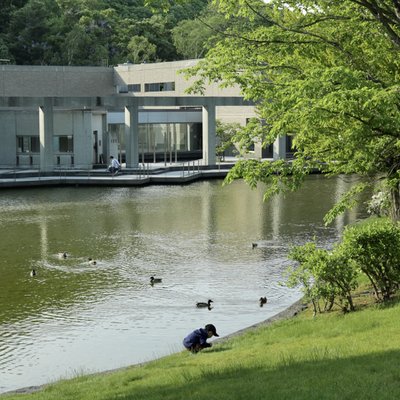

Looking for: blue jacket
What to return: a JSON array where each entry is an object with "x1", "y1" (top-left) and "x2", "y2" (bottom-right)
[{"x1": 183, "y1": 328, "x2": 210, "y2": 349}]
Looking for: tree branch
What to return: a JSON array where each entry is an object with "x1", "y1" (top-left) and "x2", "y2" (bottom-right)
[{"x1": 351, "y1": 0, "x2": 400, "y2": 47}]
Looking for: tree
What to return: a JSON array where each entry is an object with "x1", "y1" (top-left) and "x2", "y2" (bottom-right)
[
  {"x1": 172, "y1": 5, "x2": 227, "y2": 59},
  {"x1": 0, "y1": 38, "x2": 13, "y2": 63},
  {"x1": 287, "y1": 242, "x2": 358, "y2": 315},
  {"x1": 138, "y1": 14, "x2": 178, "y2": 61},
  {"x1": 57, "y1": 0, "x2": 115, "y2": 65},
  {"x1": 172, "y1": 19, "x2": 210, "y2": 59},
  {"x1": 185, "y1": 0, "x2": 400, "y2": 222},
  {"x1": 127, "y1": 35, "x2": 157, "y2": 63},
  {"x1": 3, "y1": 0, "x2": 211, "y2": 65},
  {"x1": 7, "y1": 0, "x2": 61, "y2": 64},
  {"x1": 339, "y1": 218, "x2": 400, "y2": 301},
  {"x1": 215, "y1": 120, "x2": 240, "y2": 160}
]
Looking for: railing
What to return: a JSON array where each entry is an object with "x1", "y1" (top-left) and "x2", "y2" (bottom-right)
[
  {"x1": 1, "y1": 158, "x2": 230, "y2": 186},
  {"x1": 182, "y1": 160, "x2": 200, "y2": 177}
]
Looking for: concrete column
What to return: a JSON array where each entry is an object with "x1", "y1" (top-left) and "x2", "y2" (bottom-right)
[
  {"x1": 125, "y1": 103, "x2": 139, "y2": 168},
  {"x1": 73, "y1": 110, "x2": 92, "y2": 168},
  {"x1": 39, "y1": 98, "x2": 54, "y2": 172},
  {"x1": 273, "y1": 135, "x2": 287, "y2": 161},
  {"x1": 202, "y1": 101, "x2": 216, "y2": 165}
]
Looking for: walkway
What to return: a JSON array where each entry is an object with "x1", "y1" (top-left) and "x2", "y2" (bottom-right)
[{"x1": 0, "y1": 159, "x2": 238, "y2": 189}]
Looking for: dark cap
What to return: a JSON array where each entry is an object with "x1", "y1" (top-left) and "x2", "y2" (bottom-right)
[{"x1": 205, "y1": 324, "x2": 219, "y2": 337}]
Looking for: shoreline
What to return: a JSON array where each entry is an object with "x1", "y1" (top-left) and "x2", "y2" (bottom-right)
[{"x1": 2, "y1": 298, "x2": 306, "y2": 397}]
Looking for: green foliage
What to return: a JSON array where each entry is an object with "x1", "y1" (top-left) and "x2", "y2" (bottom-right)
[
  {"x1": 127, "y1": 35, "x2": 157, "y2": 63},
  {"x1": 323, "y1": 182, "x2": 369, "y2": 225},
  {"x1": 340, "y1": 218, "x2": 400, "y2": 301},
  {"x1": 187, "y1": 0, "x2": 400, "y2": 221},
  {"x1": 288, "y1": 218, "x2": 400, "y2": 313},
  {"x1": 215, "y1": 120, "x2": 240, "y2": 158},
  {"x1": 7, "y1": 0, "x2": 62, "y2": 65},
  {"x1": 224, "y1": 157, "x2": 311, "y2": 201},
  {"x1": 287, "y1": 242, "x2": 358, "y2": 314},
  {"x1": 172, "y1": 5, "x2": 228, "y2": 59},
  {"x1": 172, "y1": 18, "x2": 211, "y2": 59},
  {"x1": 2, "y1": 0, "x2": 210, "y2": 65}
]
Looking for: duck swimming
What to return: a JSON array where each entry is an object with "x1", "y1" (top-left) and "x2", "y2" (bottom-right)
[
  {"x1": 88, "y1": 258, "x2": 97, "y2": 266},
  {"x1": 150, "y1": 276, "x2": 162, "y2": 284},
  {"x1": 259, "y1": 297, "x2": 267, "y2": 307},
  {"x1": 196, "y1": 299, "x2": 213, "y2": 308},
  {"x1": 58, "y1": 252, "x2": 68, "y2": 259},
  {"x1": 30, "y1": 269, "x2": 36, "y2": 277},
  {"x1": 252, "y1": 243, "x2": 258, "y2": 249}
]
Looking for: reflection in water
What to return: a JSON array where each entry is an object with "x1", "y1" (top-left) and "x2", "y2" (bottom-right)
[{"x1": 0, "y1": 176, "x2": 368, "y2": 393}]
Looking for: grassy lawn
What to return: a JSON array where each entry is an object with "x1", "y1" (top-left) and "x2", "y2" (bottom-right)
[{"x1": 3, "y1": 291, "x2": 400, "y2": 400}]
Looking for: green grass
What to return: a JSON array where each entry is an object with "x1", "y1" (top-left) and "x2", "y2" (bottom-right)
[{"x1": 3, "y1": 299, "x2": 400, "y2": 400}]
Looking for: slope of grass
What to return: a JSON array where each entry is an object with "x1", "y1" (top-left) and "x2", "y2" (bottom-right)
[{"x1": 3, "y1": 295, "x2": 400, "y2": 400}]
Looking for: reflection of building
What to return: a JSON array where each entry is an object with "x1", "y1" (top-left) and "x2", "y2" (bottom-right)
[{"x1": 0, "y1": 60, "x2": 288, "y2": 170}]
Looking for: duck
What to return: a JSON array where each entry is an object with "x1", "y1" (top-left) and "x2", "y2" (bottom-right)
[
  {"x1": 150, "y1": 276, "x2": 162, "y2": 284},
  {"x1": 196, "y1": 299, "x2": 213, "y2": 308},
  {"x1": 88, "y1": 258, "x2": 97, "y2": 266},
  {"x1": 58, "y1": 252, "x2": 68, "y2": 259},
  {"x1": 259, "y1": 297, "x2": 267, "y2": 307},
  {"x1": 30, "y1": 269, "x2": 36, "y2": 277},
  {"x1": 252, "y1": 243, "x2": 258, "y2": 249}
]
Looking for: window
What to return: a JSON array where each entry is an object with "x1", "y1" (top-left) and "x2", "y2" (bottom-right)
[
  {"x1": 54, "y1": 136, "x2": 73, "y2": 153},
  {"x1": 16, "y1": 136, "x2": 39, "y2": 153},
  {"x1": 162, "y1": 82, "x2": 175, "y2": 91},
  {"x1": 117, "y1": 85, "x2": 128, "y2": 93},
  {"x1": 144, "y1": 81, "x2": 175, "y2": 92},
  {"x1": 128, "y1": 84, "x2": 141, "y2": 92}
]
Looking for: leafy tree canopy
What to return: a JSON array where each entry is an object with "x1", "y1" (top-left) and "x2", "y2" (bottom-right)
[
  {"x1": 185, "y1": 0, "x2": 400, "y2": 222},
  {"x1": 172, "y1": 4, "x2": 228, "y2": 59},
  {"x1": 2, "y1": 0, "x2": 210, "y2": 65}
]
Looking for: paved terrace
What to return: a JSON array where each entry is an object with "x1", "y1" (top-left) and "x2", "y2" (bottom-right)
[{"x1": 0, "y1": 159, "x2": 241, "y2": 189}]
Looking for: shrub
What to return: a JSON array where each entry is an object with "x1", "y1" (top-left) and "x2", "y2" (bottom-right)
[
  {"x1": 339, "y1": 218, "x2": 400, "y2": 300},
  {"x1": 287, "y1": 242, "x2": 358, "y2": 315}
]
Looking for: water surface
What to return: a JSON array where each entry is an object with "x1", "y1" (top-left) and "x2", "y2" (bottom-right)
[{"x1": 0, "y1": 175, "x2": 366, "y2": 393}]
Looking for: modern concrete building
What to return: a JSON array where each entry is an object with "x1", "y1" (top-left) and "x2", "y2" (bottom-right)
[{"x1": 0, "y1": 60, "x2": 289, "y2": 170}]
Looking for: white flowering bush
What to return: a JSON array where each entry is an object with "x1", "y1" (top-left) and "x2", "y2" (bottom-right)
[{"x1": 367, "y1": 190, "x2": 390, "y2": 217}]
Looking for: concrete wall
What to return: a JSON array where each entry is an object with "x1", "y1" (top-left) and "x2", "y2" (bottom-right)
[
  {"x1": 0, "y1": 109, "x2": 103, "y2": 168},
  {"x1": 216, "y1": 106, "x2": 257, "y2": 125},
  {"x1": 0, "y1": 60, "x2": 264, "y2": 169},
  {"x1": 0, "y1": 111, "x2": 18, "y2": 166},
  {"x1": 0, "y1": 65, "x2": 115, "y2": 97},
  {"x1": 113, "y1": 59, "x2": 241, "y2": 98},
  {"x1": 73, "y1": 111, "x2": 92, "y2": 168}
]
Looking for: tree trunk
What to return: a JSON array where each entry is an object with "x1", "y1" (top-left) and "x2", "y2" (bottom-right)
[
  {"x1": 390, "y1": 185, "x2": 400, "y2": 221},
  {"x1": 364, "y1": 271, "x2": 380, "y2": 300},
  {"x1": 346, "y1": 294, "x2": 355, "y2": 311}
]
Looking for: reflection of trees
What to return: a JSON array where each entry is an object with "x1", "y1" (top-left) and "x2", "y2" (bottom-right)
[{"x1": 0, "y1": 176, "x2": 367, "y2": 326}]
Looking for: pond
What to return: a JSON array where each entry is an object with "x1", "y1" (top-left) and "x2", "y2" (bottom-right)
[{"x1": 0, "y1": 175, "x2": 367, "y2": 393}]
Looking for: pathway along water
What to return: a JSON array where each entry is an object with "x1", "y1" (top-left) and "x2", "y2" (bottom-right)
[{"x1": 0, "y1": 176, "x2": 367, "y2": 393}]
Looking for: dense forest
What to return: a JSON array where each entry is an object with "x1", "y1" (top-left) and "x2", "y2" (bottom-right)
[{"x1": 0, "y1": 0, "x2": 222, "y2": 66}]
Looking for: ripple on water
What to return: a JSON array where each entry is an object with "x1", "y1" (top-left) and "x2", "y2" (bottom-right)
[{"x1": 0, "y1": 179, "x2": 369, "y2": 393}]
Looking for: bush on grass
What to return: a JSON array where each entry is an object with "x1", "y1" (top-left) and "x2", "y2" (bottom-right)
[{"x1": 287, "y1": 218, "x2": 400, "y2": 314}]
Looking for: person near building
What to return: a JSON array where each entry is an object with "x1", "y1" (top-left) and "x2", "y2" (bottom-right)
[{"x1": 108, "y1": 156, "x2": 121, "y2": 175}]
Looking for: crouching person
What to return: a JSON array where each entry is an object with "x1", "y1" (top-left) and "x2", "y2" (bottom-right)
[
  {"x1": 183, "y1": 324, "x2": 219, "y2": 353},
  {"x1": 108, "y1": 156, "x2": 121, "y2": 175}
]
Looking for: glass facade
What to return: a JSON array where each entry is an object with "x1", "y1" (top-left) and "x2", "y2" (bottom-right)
[
  {"x1": 110, "y1": 122, "x2": 202, "y2": 162},
  {"x1": 138, "y1": 123, "x2": 201, "y2": 153}
]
